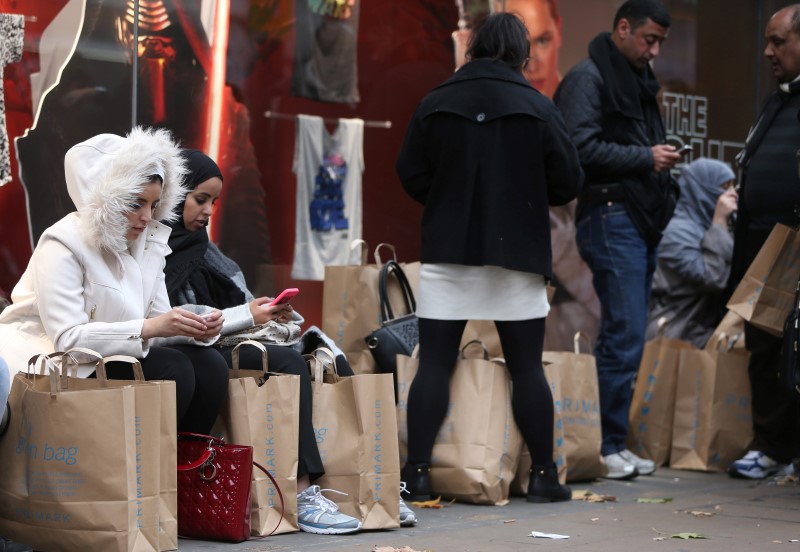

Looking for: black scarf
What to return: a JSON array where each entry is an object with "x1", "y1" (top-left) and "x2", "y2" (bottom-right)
[
  {"x1": 738, "y1": 79, "x2": 800, "y2": 170},
  {"x1": 164, "y1": 149, "x2": 246, "y2": 309},
  {"x1": 164, "y1": 221, "x2": 246, "y2": 309},
  {"x1": 588, "y1": 32, "x2": 661, "y2": 121}
]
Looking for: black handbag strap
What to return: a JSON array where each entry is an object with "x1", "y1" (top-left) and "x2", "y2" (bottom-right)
[
  {"x1": 378, "y1": 260, "x2": 416, "y2": 323},
  {"x1": 177, "y1": 432, "x2": 286, "y2": 538}
]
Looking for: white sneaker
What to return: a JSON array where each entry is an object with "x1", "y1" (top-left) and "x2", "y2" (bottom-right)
[
  {"x1": 399, "y1": 482, "x2": 418, "y2": 526},
  {"x1": 619, "y1": 449, "x2": 656, "y2": 475},
  {"x1": 296, "y1": 485, "x2": 362, "y2": 535},
  {"x1": 729, "y1": 450, "x2": 784, "y2": 480},
  {"x1": 602, "y1": 452, "x2": 639, "y2": 480}
]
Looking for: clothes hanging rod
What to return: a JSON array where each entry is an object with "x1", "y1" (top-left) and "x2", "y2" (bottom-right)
[{"x1": 264, "y1": 110, "x2": 392, "y2": 129}]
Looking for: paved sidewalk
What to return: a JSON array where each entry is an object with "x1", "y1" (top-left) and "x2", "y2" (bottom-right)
[{"x1": 179, "y1": 468, "x2": 799, "y2": 552}]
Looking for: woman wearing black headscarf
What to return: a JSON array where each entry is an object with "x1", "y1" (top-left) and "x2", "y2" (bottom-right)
[{"x1": 164, "y1": 150, "x2": 417, "y2": 533}]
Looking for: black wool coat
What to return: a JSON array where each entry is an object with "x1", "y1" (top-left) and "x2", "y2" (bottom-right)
[{"x1": 396, "y1": 58, "x2": 583, "y2": 279}]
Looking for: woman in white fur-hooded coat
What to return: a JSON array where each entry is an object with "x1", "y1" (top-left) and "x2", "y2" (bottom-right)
[{"x1": 0, "y1": 127, "x2": 230, "y2": 433}]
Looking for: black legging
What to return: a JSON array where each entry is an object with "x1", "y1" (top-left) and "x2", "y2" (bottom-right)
[
  {"x1": 100, "y1": 344, "x2": 230, "y2": 434},
  {"x1": 216, "y1": 343, "x2": 340, "y2": 481},
  {"x1": 406, "y1": 317, "x2": 554, "y2": 467}
]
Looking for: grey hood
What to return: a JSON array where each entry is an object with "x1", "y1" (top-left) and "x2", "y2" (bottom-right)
[{"x1": 64, "y1": 126, "x2": 188, "y2": 252}]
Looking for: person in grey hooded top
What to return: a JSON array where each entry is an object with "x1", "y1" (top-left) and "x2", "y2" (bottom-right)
[
  {"x1": 0, "y1": 127, "x2": 229, "y2": 433},
  {"x1": 646, "y1": 158, "x2": 737, "y2": 348}
]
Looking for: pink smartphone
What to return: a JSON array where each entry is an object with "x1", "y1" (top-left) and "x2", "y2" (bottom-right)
[{"x1": 268, "y1": 288, "x2": 299, "y2": 307}]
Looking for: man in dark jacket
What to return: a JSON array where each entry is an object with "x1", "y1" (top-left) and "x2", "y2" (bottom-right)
[
  {"x1": 554, "y1": 0, "x2": 680, "y2": 480},
  {"x1": 726, "y1": 5, "x2": 800, "y2": 480}
]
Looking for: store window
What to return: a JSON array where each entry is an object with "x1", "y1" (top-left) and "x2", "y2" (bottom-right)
[{"x1": 0, "y1": 0, "x2": 791, "y2": 335}]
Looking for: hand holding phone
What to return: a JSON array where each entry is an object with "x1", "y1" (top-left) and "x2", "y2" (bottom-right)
[
  {"x1": 268, "y1": 288, "x2": 299, "y2": 307},
  {"x1": 678, "y1": 144, "x2": 693, "y2": 157}
]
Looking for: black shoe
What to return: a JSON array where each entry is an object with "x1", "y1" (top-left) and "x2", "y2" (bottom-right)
[
  {"x1": 400, "y1": 462, "x2": 432, "y2": 502},
  {"x1": 527, "y1": 464, "x2": 571, "y2": 503}
]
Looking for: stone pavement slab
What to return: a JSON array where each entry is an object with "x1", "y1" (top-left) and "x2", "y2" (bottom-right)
[{"x1": 178, "y1": 468, "x2": 799, "y2": 552}]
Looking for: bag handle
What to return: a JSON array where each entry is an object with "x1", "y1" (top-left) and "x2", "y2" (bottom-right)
[
  {"x1": 60, "y1": 348, "x2": 104, "y2": 389},
  {"x1": 27, "y1": 352, "x2": 63, "y2": 375},
  {"x1": 350, "y1": 239, "x2": 369, "y2": 266},
  {"x1": 378, "y1": 260, "x2": 416, "y2": 323},
  {"x1": 231, "y1": 340, "x2": 269, "y2": 377},
  {"x1": 176, "y1": 432, "x2": 286, "y2": 537},
  {"x1": 573, "y1": 332, "x2": 592, "y2": 355},
  {"x1": 373, "y1": 243, "x2": 398, "y2": 266},
  {"x1": 460, "y1": 339, "x2": 490, "y2": 360},
  {"x1": 96, "y1": 355, "x2": 145, "y2": 387},
  {"x1": 306, "y1": 347, "x2": 338, "y2": 386}
]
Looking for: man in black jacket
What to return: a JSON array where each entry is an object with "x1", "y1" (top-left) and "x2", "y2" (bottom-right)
[
  {"x1": 727, "y1": 4, "x2": 800, "y2": 480},
  {"x1": 554, "y1": 0, "x2": 680, "y2": 480}
]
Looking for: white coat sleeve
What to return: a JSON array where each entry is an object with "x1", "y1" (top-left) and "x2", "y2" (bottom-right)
[{"x1": 34, "y1": 237, "x2": 148, "y2": 357}]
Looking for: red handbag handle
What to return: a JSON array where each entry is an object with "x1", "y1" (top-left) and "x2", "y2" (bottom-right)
[
  {"x1": 176, "y1": 432, "x2": 286, "y2": 537},
  {"x1": 252, "y1": 460, "x2": 286, "y2": 537}
]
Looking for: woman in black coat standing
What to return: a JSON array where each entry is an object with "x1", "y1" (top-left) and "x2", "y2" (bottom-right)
[{"x1": 396, "y1": 12, "x2": 583, "y2": 503}]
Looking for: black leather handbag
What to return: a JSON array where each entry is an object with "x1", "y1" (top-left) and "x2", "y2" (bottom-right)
[
  {"x1": 365, "y1": 260, "x2": 419, "y2": 396},
  {"x1": 780, "y1": 278, "x2": 800, "y2": 398}
]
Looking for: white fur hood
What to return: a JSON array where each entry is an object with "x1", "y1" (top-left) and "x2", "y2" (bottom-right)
[{"x1": 64, "y1": 126, "x2": 188, "y2": 252}]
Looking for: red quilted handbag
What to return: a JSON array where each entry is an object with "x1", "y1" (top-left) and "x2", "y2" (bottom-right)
[{"x1": 176, "y1": 432, "x2": 284, "y2": 542}]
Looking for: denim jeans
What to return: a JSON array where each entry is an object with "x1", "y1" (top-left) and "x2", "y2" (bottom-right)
[{"x1": 575, "y1": 203, "x2": 656, "y2": 455}]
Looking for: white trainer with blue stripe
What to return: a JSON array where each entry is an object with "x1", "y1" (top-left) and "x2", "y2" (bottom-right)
[{"x1": 297, "y1": 485, "x2": 362, "y2": 535}]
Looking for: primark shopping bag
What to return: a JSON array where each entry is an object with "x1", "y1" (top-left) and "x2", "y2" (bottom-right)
[
  {"x1": 0, "y1": 355, "x2": 162, "y2": 551},
  {"x1": 309, "y1": 350, "x2": 400, "y2": 528},
  {"x1": 727, "y1": 223, "x2": 800, "y2": 336},
  {"x1": 627, "y1": 321, "x2": 695, "y2": 467},
  {"x1": 396, "y1": 341, "x2": 524, "y2": 505},
  {"x1": 70, "y1": 352, "x2": 176, "y2": 551},
  {"x1": 321, "y1": 241, "x2": 419, "y2": 374},
  {"x1": 670, "y1": 335, "x2": 753, "y2": 472},
  {"x1": 540, "y1": 333, "x2": 605, "y2": 481},
  {"x1": 213, "y1": 340, "x2": 299, "y2": 535}
]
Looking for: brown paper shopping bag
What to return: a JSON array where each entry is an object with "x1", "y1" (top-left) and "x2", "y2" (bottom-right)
[
  {"x1": 670, "y1": 335, "x2": 754, "y2": 472},
  {"x1": 541, "y1": 333, "x2": 605, "y2": 481},
  {"x1": 212, "y1": 341, "x2": 299, "y2": 535},
  {"x1": 627, "y1": 321, "x2": 695, "y2": 467},
  {"x1": 62, "y1": 351, "x2": 176, "y2": 551},
  {"x1": 396, "y1": 341, "x2": 523, "y2": 505},
  {"x1": 309, "y1": 350, "x2": 400, "y2": 529},
  {"x1": 0, "y1": 356, "x2": 160, "y2": 551},
  {"x1": 727, "y1": 223, "x2": 800, "y2": 336},
  {"x1": 321, "y1": 241, "x2": 419, "y2": 374}
]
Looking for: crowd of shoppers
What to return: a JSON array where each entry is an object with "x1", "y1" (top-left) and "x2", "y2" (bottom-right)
[{"x1": 0, "y1": 1, "x2": 798, "y2": 548}]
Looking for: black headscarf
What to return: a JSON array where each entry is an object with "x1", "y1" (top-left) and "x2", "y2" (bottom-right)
[{"x1": 164, "y1": 150, "x2": 246, "y2": 309}]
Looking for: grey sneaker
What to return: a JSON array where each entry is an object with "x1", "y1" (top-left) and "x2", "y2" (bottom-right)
[
  {"x1": 619, "y1": 449, "x2": 656, "y2": 475},
  {"x1": 602, "y1": 452, "x2": 639, "y2": 480},
  {"x1": 297, "y1": 485, "x2": 362, "y2": 535},
  {"x1": 399, "y1": 482, "x2": 418, "y2": 526}
]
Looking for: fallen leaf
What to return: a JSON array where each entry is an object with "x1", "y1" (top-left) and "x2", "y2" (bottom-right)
[
  {"x1": 637, "y1": 497, "x2": 673, "y2": 504},
  {"x1": 653, "y1": 537, "x2": 667, "y2": 541},
  {"x1": 672, "y1": 533, "x2": 708, "y2": 539},
  {"x1": 572, "y1": 489, "x2": 617, "y2": 502},
  {"x1": 688, "y1": 510, "x2": 715, "y2": 517},
  {"x1": 410, "y1": 496, "x2": 444, "y2": 508}
]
